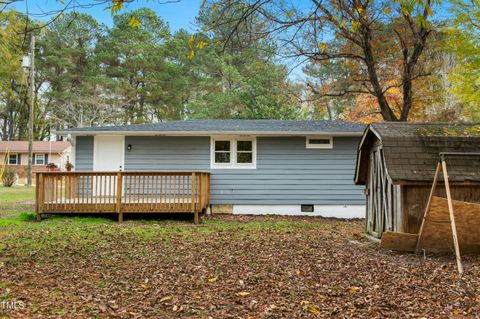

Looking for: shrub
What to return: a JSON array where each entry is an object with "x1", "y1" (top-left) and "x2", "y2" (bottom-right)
[{"x1": 2, "y1": 168, "x2": 17, "y2": 187}]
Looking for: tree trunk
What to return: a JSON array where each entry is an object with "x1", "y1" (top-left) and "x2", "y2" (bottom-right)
[
  {"x1": 400, "y1": 76, "x2": 413, "y2": 121},
  {"x1": 362, "y1": 27, "x2": 398, "y2": 121}
]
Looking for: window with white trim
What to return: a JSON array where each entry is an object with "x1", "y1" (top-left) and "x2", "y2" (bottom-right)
[
  {"x1": 34, "y1": 154, "x2": 46, "y2": 166},
  {"x1": 306, "y1": 136, "x2": 333, "y2": 149},
  {"x1": 211, "y1": 137, "x2": 256, "y2": 169},
  {"x1": 8, "y1": 154, "x2": 19, "y2": 165}
]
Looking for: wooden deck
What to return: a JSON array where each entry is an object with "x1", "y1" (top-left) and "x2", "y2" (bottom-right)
[{"x1": 36, "y1": 172, "x2": 210, "y2": 223}]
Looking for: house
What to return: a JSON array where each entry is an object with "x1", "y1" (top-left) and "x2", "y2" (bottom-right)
[
  {"x1": 354, "y1": 122, "x2": 480, "y2": 238},
  {"x1": 55, "y1": 120, "x2": 366, "y2": 217},
  {"x1": 0, "y1": 141, "x2": 72, "y2": 184}
]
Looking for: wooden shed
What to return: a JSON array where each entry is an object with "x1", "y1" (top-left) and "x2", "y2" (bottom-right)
[{"x1": 354, "y1": 122, "x2": 480, "y2": 238}]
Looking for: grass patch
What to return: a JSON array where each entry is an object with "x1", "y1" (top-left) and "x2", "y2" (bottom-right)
[{"x1": 0, "y1": 186, "x2": 35, "y2": 203}]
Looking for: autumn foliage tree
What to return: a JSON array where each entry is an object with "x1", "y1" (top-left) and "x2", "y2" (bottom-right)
[
  {"x1": 204, "y1": 0, "x2": 439, "y2": 121},
  {"x1": 448, "y1": 0, "x2": 480, "y2": 121}
]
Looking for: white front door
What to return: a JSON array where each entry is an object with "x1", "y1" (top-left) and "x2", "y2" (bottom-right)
[
  {"x1": 94, "y1": 135, "x2": 125, "y2": 171},
  {"x1": 93, "y1": 136, "x2": 124, "y2": 197}
]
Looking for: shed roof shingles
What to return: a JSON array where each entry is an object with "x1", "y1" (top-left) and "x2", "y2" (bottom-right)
[{"x1": 370, "y1": 123, "x2": 480, "y2": 183}]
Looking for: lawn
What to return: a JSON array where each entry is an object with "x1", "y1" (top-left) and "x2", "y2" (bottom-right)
[{"x1": 0, "y1": 187, "x2": 479, "y2": 318}]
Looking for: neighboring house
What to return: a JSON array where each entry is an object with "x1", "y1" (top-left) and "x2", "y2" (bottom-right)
[
  {"x1": 56, "y1": 120, "x2": 366, "y2": 217},
  {"x1": 0, "y1": 141, "x2": 72, "y2": 184},
  {"x1": 355, "y1": 122, "x2": 480, "y2": 238}
]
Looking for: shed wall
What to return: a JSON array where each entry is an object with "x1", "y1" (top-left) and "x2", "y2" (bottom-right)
[{"x1": 402, "y1": 184, "x2": 480, "y2": 234}]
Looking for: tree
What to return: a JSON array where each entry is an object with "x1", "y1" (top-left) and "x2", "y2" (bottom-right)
[
  {"x1": 448, "y1": 0, "x2": 480, "y2": 121},
  {"x1": 204, "y1": 0, "x2": 439, "y2": 121},
  {"x1": 37, "y1": 12, "x2": 114, "y2": 130},
  {"x1": 0, "y1": 10, "x2": 30, "y2": 140},
  {"x1": 185, "y1": 2, "x2": 303, "y2": 119},
  {"x1": 303, "y1": 43, "x2": 356, "y2": 120},
  {"x1": 96, "y1": 8, "x2": 178, "y2": 123}
]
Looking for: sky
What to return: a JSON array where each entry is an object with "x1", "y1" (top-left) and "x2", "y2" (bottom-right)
[{"x1": 11, "y1": 0, "x2": 203, "y2": 32}]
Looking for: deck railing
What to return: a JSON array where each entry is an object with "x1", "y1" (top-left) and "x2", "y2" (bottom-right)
[{"x1": 36, "y1": 171, "x2": 210, "y2": 223}]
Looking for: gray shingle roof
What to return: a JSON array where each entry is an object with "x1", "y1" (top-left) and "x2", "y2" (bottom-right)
[
  {"x1": 356, "y1": 122, "x2": 480, "y2": 184},
  {"x1": 56, "y1": 120, "x2": 365, "y2": 135}
]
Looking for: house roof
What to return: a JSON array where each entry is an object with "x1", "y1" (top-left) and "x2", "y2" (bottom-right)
[
  {"x1": 0, "y1": 141, "x2": 71, "y2": 153},
  {"x1": 54, "y1": 120, "x2": 365, "y2": 136},
  {"x1": 355, "y1": 122, "x2": 480, "y2": 184}
]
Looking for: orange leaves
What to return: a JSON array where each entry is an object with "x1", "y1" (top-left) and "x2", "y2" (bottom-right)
[
  {"x1": 186, "y1": 50, "x2": 195, "y2": 60},
  {"x1": 237, "y1": 291, "x2": 251, "y2": 296},
  {"x1": 350, "y1": 20, "x2": 360, "y2": 32},
  {"x1": 188, "y1": 35, "x2": 195, "y2": 48},
  {"x1": 317, "y1": 42, "x2": 327, "y2": 53},
  {"x1": 186, "y1": 36, "x2": 209, "y2": 60},
  {"x1": 342, "y1": 94, "x2": 383, "y2": 124},
  {"x1": 301, "y1": 301, "x2": 321, "y2": 316},
  {"x1": 128, "y1": 16, "x2": 141, "y2": 28},
  {"x1": 207, "y1": 276, "x2": 218, "y2": 283},
  {"x1": 348, "y1": 286, "x2": 361, "y2": 293},
  {"x1": 110, "y1": 1, "x2": 124, "y2": 15},
  {"x1": 197, "y1": 41, "x2": 208, "y2": 49}
]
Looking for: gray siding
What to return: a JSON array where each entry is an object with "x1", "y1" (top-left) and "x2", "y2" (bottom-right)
[
  {"x1": 124, "y1": 136, "x2": 364, "y2": 205},
  {"x1": 75, "y1": 136, "x2": 94, "y2": 170},
  {"x1": 125, "y1": 136, "x2": 210, "y2": 171}
]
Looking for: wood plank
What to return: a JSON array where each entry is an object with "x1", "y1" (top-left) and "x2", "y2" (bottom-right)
[
  {"x1": 415, "y1": 162, "x2": 442, "y2": 253},
  {"x1": 191, "y1": 173, "x2": 196, "y2": 213},
  {"x1": 442, "y1": 160, "x2": 464, "y2": 274},
  {"x1": 116, "y1": 172, "x2": 122, "y2": 220},
  {"x1": 417, "y1": 196, "x2": 480, "y2": 253},
  {"x1": 380, "y1": 231, "x2": 418, "y2": 252}
]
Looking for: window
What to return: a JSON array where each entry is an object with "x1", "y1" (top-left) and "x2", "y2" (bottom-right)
[
  {"x1": 306, "y1": 136, "x2": 333, "y2": 149},
  {"x1": 8, "y1": 154, "x2": 19, "y2": 165},
  {"x1": 236, "y1": 140, "x2": 253, "y2": 164},
  {"x1": 214, "y1": 140, "x2": 231, "y2": 164},
  {"x1": 34, "y1": 154, "x2": 46, "y2": 166},
  {"x1": 211, "y1": 137, "x2": 256, "y2": 169}
]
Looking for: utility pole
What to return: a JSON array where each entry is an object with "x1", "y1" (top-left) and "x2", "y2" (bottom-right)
[{"x1": 26, "y1": 33, "x2": 35, "y2": 186}]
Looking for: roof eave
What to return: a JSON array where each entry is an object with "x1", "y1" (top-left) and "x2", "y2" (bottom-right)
[
  {"x1": 54, "y1": 130, "x2": 364, "y2": 137},
  {"x1": 354, "y1": 125, "x2": 380, "y2": 184}
]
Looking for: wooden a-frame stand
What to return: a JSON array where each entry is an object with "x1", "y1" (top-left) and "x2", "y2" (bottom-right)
[{"x1": 415, "y1": 154, "x2": 464, "y2": 274}]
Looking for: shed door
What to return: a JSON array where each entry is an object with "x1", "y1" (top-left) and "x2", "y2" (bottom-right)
[
  {"x1": 367, "y1": 147, "x2": 387, "y2": 238},
  {"x1": 94, "y1": 136, "x2": 124, "y2": 171},
  {"x1": 366, "y1": 152, "x2": 377, "y2": 236}
]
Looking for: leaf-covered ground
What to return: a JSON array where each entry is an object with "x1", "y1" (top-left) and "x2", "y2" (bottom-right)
[{"x1": 0, "y1": 187, "x2": 479, "y2": 318}]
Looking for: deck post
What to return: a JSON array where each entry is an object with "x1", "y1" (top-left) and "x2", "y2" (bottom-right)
[
  {"x1": 191, "y1": 172, "x2": 196, "y2": 213},
  {"x1": 36, "y1": 173, "x2": 43, "y2": 221},
  {"x1": 116, "y1": 172, "x2": 123, "y2": 222},
  {"x1": 192, "y1": 173, "x2": 200, "y2": 224},
  {"x1": 194, "y1": 211, "x2": 200, "y2": 225}
]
